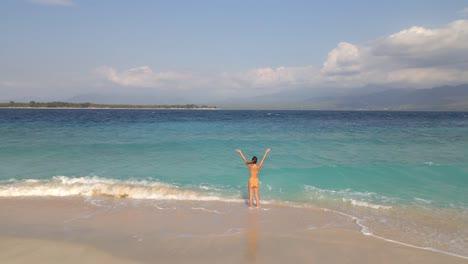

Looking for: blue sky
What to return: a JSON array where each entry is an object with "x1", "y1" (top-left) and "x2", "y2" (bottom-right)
[{"x1": 1, "y1": 0, "x2": 468, "y2": 104}]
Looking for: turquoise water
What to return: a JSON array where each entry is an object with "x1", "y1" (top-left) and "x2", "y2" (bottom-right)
[{"x1": 1, "y1": 109, "x2": 467, "y2": 256}]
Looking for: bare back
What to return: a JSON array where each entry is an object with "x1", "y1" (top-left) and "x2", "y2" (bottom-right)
[{"x1": 248, "y1": 164, "x2": 261, "y2": 179}]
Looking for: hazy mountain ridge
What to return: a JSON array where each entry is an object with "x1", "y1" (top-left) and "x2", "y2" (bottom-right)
[
  {"x1": 331, "y1": 84, "x2": 468, "y2": 110},
  {"x1": 220, "y1": 84, "x2": 468, "y2": 110}
]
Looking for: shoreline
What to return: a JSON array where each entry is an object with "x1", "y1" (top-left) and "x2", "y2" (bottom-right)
[
  {"x1": 2, "y1": 107, "x2": 468, "y2": 112},
  {"x1": 0, "y1": 107, "x2": 218, "y2": 110},
  {"x1": 0, "y1": 197, "x2": 466, "y2": 264}
]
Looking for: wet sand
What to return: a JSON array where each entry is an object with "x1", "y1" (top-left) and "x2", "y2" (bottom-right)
[
  {"x1": 0, "y1": 236, "x2": 141, "y2": 264},
  {"x1": 0, "y1": 197, "x2": 466, "y2": 264}
]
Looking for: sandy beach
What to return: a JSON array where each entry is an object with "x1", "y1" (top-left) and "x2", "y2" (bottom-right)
[{"x1": 0, "y1": 197, "x2": 466, "y2": 264}]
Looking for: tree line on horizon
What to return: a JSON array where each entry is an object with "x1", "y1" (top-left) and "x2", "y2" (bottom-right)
[{"x1": 0, "y1": 101, "x2": 216, "y2": 109}]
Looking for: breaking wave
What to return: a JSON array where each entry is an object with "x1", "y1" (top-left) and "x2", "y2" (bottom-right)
[{"x1": 0, "y1": 176, "x2": 233, "y2": 201}]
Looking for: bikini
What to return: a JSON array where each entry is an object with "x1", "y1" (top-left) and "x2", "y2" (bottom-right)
[{"x1": 249, "y1": 177, "x2": 259, "y2": 188}]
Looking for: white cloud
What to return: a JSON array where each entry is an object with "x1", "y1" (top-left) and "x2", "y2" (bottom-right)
[
  {"x1": 95, "y1": 66, "x2": 193, "y2": 89},
  {"x1": 96, "y1": 65, "x2": 323, "y2": 98},
  {"x1": 319, "y1": 19, "x2": 468, "y2": 88},
  {"x1": 97, "y1": 19, "x2": 468, "y2": 96},
  {"x1": 30, "y1": 0, "x2": 74, "y2": 6},
  {"x1": 0, "y1": 81, "x2": 34, "y2": 88},
  {"x1": 229, "y1": 66, "x2": 319, "y2": 88},
  {"x1": 321, "y1": 42, "x2": 363, "y2": 75},
  {"x1": 385, "y1": 67, "x2": 468, "y2": 87},
  {"x1": 374, "y1": 20, "x2": 468, "y2": 62}
]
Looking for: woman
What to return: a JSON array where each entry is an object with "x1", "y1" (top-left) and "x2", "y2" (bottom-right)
[{"x1": 236, "y1": 148, "x2": 270, "y2": 208}]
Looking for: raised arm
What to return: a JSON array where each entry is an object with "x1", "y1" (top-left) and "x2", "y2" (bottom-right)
[
  {"x1": 236, "y1": 149, "x2": 250, "y2": 165},
  {"x1": 258, "y1": 148, "x2": 271, "y2": 168}
]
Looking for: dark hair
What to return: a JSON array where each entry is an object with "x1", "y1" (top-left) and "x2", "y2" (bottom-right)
[{"x1": 251, "y1": 156, "x2": 257, "y2": 164}]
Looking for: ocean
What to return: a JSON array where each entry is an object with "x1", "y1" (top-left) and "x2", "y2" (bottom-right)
[{"x1": 0, "y1": 109, "x2": 467, "y2": 257}]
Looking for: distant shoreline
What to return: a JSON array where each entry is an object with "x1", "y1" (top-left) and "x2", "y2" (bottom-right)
[
  {"x1": 0, "y1": 107, "x2": 218, "y2": 110},
  {"x1": 0, "y1": 102, "x2": 217, "y2": 110},
  {"x1": 2, "y1": 107, "x2": 468, "y2": 112}
]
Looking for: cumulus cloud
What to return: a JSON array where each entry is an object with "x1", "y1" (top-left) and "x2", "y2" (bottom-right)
[
  {"x1": 321, "y1": 42, "x2": 363, "y2": 75},
  {"x1": 95, "y1": 66, "x2": 193, "y2": 89},
  {"x1": 30, "y1": 0, "x2": 74, "y2": 6},
  {"x1": 319, "y1": 19, "x2": 468, "y2": 88},
  {"x1": 97, "y1": 65, "x2": 323, "y2": 98},
  {"x1": 98, "y1": 19, "x2": 468, "y2": 95},
  {"x1": 373, "y1": 20, "x2": 468, "y2": 66},
  {"x1": 227, "y1": 66, "x2": 320, "y2": 88}
]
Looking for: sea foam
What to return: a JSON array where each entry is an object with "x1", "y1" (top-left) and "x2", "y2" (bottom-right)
[
  {"x1": 0, "y1": 176, "x2": 234, "y2": 202},
  {"x1": 303, "y1": 185, "x2": 393, "y2": 210}
]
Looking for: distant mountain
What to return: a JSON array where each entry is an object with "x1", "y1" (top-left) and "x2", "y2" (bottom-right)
[
  {"x1": 221, "y1": 84, "x2": 468, "y2": 110},
  {"x1": 331, "y1": 84, "x2": 468, "y2": 110},
  {"x1": 4, "y1": 84, "x2": 467, "y2": 110},
  {"x1": 36, "y1": 84, "x2": 468, "y2": 111}
]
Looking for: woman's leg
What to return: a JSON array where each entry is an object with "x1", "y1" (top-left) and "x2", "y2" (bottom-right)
[
  {"x1": 254, "y1": 187, "x2": 260, "y2": 207},
  {"x1": 249, "y1": 184, "x2": 253, "y2": 207}
]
